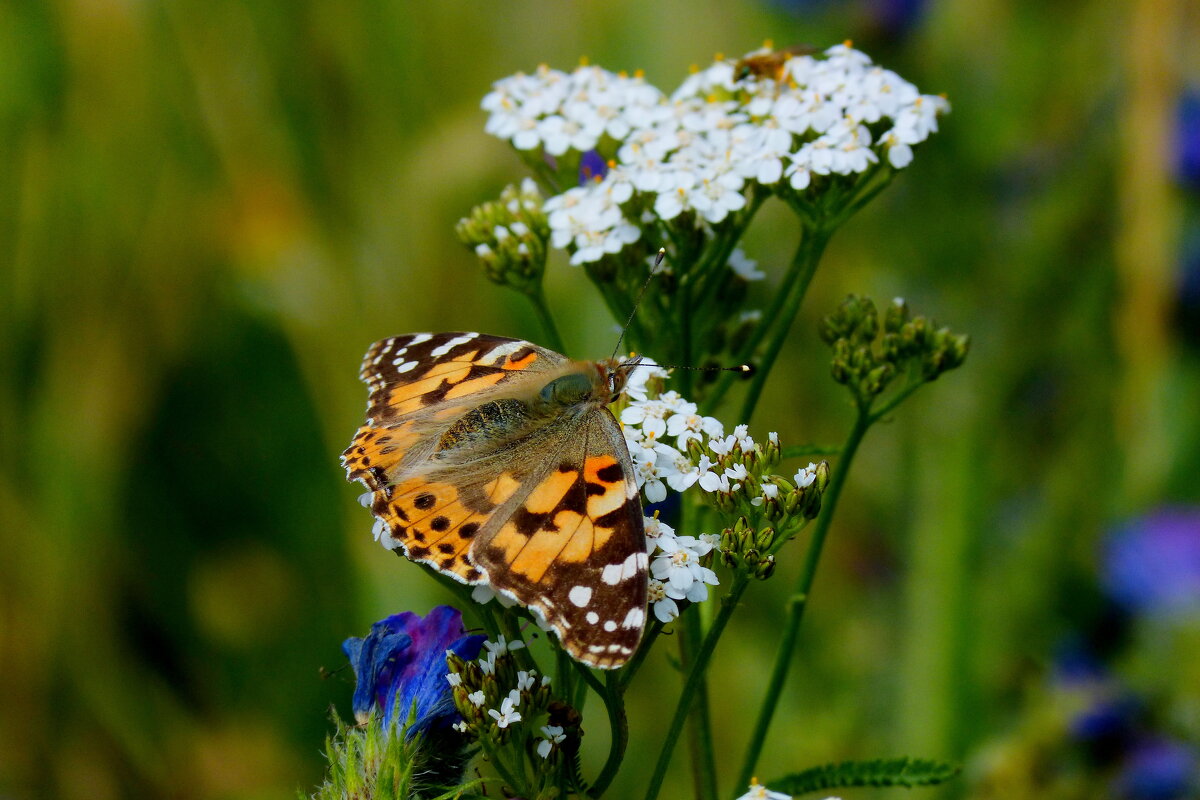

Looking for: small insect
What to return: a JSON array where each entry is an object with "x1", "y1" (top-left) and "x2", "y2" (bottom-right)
[{"x1": 734, "y1": 44, "x2": 819, "y2": 82}]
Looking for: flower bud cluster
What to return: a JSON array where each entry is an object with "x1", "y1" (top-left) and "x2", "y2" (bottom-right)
[
  {"x1": 455, "y1": 179, "x2": 550, "y2": 292},
  {"x1": 719, "y1": 516, "x2": 781, "y2": 580},
  {"x1": 446, "y1": 635, "x2": 554, "y2": 747},
  {"x1": 819, "y1": 295, "x2": 969, "y2": 402}
]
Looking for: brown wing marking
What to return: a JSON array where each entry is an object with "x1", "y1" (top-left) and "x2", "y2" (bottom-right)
[{"x1": 343, "y1": 333, "x2": 562, "y2": 489}]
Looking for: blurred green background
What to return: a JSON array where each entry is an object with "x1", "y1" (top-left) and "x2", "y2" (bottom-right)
[{"x1": 3, "y1": 1, "x2": 1199, "y2": 798}]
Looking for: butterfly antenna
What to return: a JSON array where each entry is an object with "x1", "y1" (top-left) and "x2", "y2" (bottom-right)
[{"x1": 611, "y1": 248, "x2": 666, "y2": 362}]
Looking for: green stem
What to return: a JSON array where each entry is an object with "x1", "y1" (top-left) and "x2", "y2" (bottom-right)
[
  {"x1": 525, "y1": 285, "x2": 565, "y2": 354},
  {"x1": 643, "y1": 574, "x2": 751, "y2": 800},
  {"x1": 736, "y1": 405, "x2": 871, "y2": 789},
  {"x1": 483, "y1": 737, "x2": 529, "y2": 796},
  {"x1": 869, "y1": 380, "x2": 926, "y2": 424},
  {"x1": 681, "y1": 608, "x2": 719, "y2": 800},
  {"x1": 618, "y1": 620, "x2": 663, "y2": 690},
  {"x1": 701, "y1": 225, "x2": 825, "y2": 416},
  {"x1": 738, "y1": 227, "x2": 831, "y2": 423},
  {"x1": 587, "y1": 672, "x2": 630, "y2": 798}
]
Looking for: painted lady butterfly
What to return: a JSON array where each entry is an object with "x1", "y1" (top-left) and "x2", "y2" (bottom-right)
[{"x1": 342, "y1": 332, "x2": 649, "y2": 669}]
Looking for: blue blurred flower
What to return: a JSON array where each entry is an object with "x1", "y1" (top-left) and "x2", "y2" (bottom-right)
[
  {"x1": 1053, "y1": 642, "x2": 1138, "y2": 747},
  {"x1": 1176, "y1": 89, "x2": 1200, "y2": 190},
  {"x1": 579, "y1": 149, "x2": 609, "y2": 184},
  {"x1": 343, "y1": 605, "x2": 486, "y2": 736},
  {"x1": 1116, "y1": 738, "x2": 1198, "y2": 800},
  {"x1": 1102, "y1": 508, "x2": 1200, "y2": 618}
]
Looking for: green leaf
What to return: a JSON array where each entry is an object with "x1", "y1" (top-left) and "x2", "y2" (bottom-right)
[{"x1": 769, "y1": 757, "x2": 961, "y2": 795}]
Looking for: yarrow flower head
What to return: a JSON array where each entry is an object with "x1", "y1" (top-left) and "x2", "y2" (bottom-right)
[
  {"x1": 343, "y1": 605, "x2": 486, "y2": 735},
  {"x1": 483, "y1": 43, "x2": 949, "y2": 268}
]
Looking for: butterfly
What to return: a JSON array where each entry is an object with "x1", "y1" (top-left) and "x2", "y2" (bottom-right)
[{"x1": 342, "y1": 332, "x2": 649, "y2": 669}]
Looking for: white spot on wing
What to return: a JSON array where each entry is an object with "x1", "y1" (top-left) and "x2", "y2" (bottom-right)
[
  {"x1": 396, "y1": 360, "x2": 418, "y2": 373},
  {"x1": 601, "y1": 563, "x2": 623, "y2": 585},
  {"x1": 568, "y1": 586, "x2": 593, "y2": 607},
  {"x1": 622, "y1": 607, "x2": 645, "y2": 629},
  {"x1": 586, "y1": 611, "x2": 600, "y2": 624},
  {"x1": 431, "y1": 332, "x2": 478, "y2": 358},
  {"x1": 482, "y1": 340, "x2": 525, "y2": 365},
  {"x1": 408, "y1": 333, "x2": 433, "y2": 345},
  {"x1": 603, "y1": 620, "x2": 617, "y2": 632}
]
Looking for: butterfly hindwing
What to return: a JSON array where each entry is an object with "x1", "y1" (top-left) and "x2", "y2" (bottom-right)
[{"x1": 472, "y1": 410, "x2": 647, "y2": 668}]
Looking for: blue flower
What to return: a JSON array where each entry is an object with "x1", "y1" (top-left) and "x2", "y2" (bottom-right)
[
  {"x1": 1102, "y1": 508, "x2": 1200, "y2": 618},
  {"x1": 1176, "y1": 89, "x2": 1200, "y2": 190},
  {"x1": 1116, "y1": 738, "x2": 1198, "y2": 800},
  {"x1": 343, "y1": 605, "x2": 485, "y2": 736}
]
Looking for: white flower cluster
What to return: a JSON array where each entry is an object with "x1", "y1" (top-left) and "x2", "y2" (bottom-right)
[
  {"x1": 448, "y1": 635, "x2": 551, "y2": 733},
  {"x1": 483, "y1": 43, "x2": 949, "y2": 265},
  {"x1": 645, "y1": 516, "x2": 720, "y2": 623},
  {"x1": 620, "y1": 361, "x2": 777, "y2": 506}
]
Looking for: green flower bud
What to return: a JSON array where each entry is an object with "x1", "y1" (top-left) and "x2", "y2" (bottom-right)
[
  {"x1": 884, "y1": 297, "x2": 909, "y2": 333},
  {"x1": 755, "y1": 526, "x2": 776, "y2": 550},
  {"x1": 755, "y1": 555, "x2": 777, "y2": 580}
]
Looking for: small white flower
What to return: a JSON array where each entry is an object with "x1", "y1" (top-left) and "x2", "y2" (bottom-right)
[
  {"x1": 516, "y1": 670, "x2": 536, "y2": 692},
  {"x1": 727, "y1": 248, "x2": 766, "y2": 281},
  {"x1": 652, "y1": 535, "x2": 719, "y2": 598},
  {"x1": 624, "y1": 358, "x2": 669, "y2": 402},
  {"x1": 695, "y1": 455, "x2": 728, "y2": 493},
  {"x1": 627, "y1": 440, "x2": 668, "y2": 503},
  {"x1": 446, "y1": 672, "x2": 462, "y2": 688},
  {"x1": 467, "y1": 690, "x2": 486, "y2": 707},
  {"x1": 483, "y1": 634, "x2": 526, "y2": 658},
  {"x1": 537, "y1": 725, "x2": 566, "y2": 759},
  {"x1": 750, "y1": 482, "x2": 780, "y2": 507},
  {"x1": 488, "y1": 693, "x2": 523, "y2": 728},
  {"x1": 648, "y1": 578, "x2": 679, "y2": 622},
  {"x1": 735, "y1": 778, "x2": 794, "y2": 800},
  {"x1": 644, "y1": 515, "x2": 676, "y2": 544},
  {"x1": 452, "y1": 720, "x2": 469, "y2": 733},
  {"x1": 621, "y1": 398, "x2": 673, "y2": 440},
  {"x1": 794, "y1": 462, "x2": 818, "y2": 488}
]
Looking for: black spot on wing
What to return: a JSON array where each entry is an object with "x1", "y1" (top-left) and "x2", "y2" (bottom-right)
[{"x1": 597, "y1": 462, "x2": 624, "y2": 483}]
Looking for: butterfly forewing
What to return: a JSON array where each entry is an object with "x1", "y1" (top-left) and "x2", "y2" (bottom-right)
[{"x1": 343, "y1": 332, "x2": 649, "y2": 669}]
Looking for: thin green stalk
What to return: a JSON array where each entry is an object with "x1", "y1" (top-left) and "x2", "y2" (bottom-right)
[
  {"x1": 681, "y1": 608, "x2": 719, "y2": 800},
  {"x1": 587, "y1": 671, "x2": 631, "y2": 798},
  {"x1": 618, "y1": 621, "x2": 663, "y2": 690},
  {"x1": 701, "y1": 226, "x2": 824, "y2": 416},
  {"x1": 643, "y1": 574, "x2": 751, "y2": 800},
  {"x1": 482, "y1": 737, "x2": 529, "y2": 796},
  {"x1": 526, "y1": 285, "x2": 565, "y2": 354},
  {"x1": 736, "y1": 405, "x2": 871, "y2": 789},
  {"x1": 738, "y1": 227, "x2": 831, "y2": 423}
]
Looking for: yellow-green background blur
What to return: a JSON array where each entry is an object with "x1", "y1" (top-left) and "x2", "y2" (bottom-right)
[{"x1": 3, "y1": 1, "x2": 1198, "y2": 798}]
